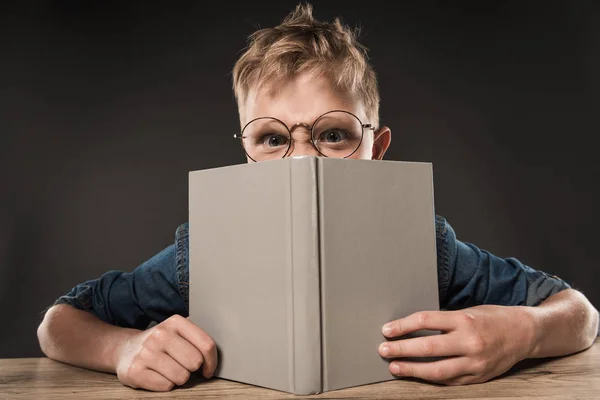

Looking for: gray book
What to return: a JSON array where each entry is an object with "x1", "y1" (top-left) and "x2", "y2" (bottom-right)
[{"x1": 188, "y1": 156, "x2": 439, "y2": 395}]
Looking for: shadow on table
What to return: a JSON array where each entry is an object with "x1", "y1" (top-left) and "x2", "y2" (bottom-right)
[
  {"x1": 499, "y1": 355, "x2": 566, "y2": 378},
  {"x1": 174, "y1": 353, "x2": 570, "y2": 392},
  {"x1": 176, "y1": 371, "x2": 213, "y2": 390}
]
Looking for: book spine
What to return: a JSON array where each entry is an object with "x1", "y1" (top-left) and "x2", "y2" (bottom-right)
[{"x1": 289, "y1": 157, "x2": 322, "y2": 395}]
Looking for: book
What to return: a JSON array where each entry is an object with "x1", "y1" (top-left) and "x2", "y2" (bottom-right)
[{"x1": 188, "y1": 156, "x2": 439, "y2": 395}]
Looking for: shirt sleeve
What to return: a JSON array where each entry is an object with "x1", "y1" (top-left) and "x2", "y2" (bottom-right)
[
  {"x1": 51, "y1": 225, "x2": 189, "y2": 330},
  {"x1": 436, "y1": 216, "x2": 571, "y2": 310}
]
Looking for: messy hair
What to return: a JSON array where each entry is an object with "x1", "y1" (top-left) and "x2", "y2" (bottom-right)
[{"x1": 232, "y1": 2, "x2": 380, "y2": 128}]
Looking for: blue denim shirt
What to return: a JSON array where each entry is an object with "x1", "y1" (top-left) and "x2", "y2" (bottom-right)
[{"x1": 53, "y1": 215, "x2": 572, "y2": 330}]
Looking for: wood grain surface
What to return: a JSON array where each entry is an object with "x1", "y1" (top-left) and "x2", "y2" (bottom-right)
[{"x1": 1, "y1": 339, "x2": 598, "y2": 399}]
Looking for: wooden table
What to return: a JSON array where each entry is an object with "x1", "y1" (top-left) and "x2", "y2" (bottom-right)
[{"x1": 2, "y1": 339, "x2": 599, "y2": 399}]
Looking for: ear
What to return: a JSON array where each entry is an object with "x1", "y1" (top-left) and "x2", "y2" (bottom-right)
[{"x1": 372, "y1": 126, "x2": 391, "y2": 160}]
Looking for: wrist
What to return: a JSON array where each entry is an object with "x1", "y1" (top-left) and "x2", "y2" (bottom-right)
[
  {"x1": 518, "y1": 305, "x2": 543, "y2": 359},
  {"x1": 105, "y1": 327, "x2": 138, "y2": 373}
]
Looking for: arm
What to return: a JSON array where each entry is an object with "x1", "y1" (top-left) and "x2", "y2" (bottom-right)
[
  {"x1": 37, "y1": 223, "x2": 216, "y2": 391},
  {"x1": 45, "y1": 244, "x2": 189, "y2": 330},
  {"x1": 37, "y1": 303, "x2": 138, "y2": 373},
  {"x1": 38, "y1": 304, "x2": 217, "y2": 392},
  {"x1": 37, "y1": 236, "x2": 186, "y2": 369},
  {"x1": 437, "y1": 216, "x2": 573, "y2": 310},
  {"x1": 525, "y1": 288, "x2": 599, "y2": 358},
  {"x1": 378, "y1": 216, "x2": 599, "y2": 385},
  {"x1": 438, "y1": 215, "x2": 599, "y2": 356},
  {"x1": 37, "y1": 243, "x2": 187, "y2": 367}
]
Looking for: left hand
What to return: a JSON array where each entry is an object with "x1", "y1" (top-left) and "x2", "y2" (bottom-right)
[{"x1": 378, "y1": 305, "x2": 537, "y2": 385}]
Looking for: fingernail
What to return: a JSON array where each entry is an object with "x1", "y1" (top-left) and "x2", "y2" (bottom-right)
[
  {"x1": 382, "y1": 324, "x2": 393, "y2": 336},
  {"x1": 379, "y1": 343, "x2": 390, "y2": 356},
  {"x1": 391, "y1": 362, "x2": 400, "y2": 374}
]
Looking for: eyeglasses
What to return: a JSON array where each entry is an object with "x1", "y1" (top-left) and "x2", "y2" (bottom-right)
[{"x1": 233, "y1": 110, "x2": 375, "y2": 162}]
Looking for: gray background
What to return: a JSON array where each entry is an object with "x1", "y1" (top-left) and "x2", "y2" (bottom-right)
[{"x1": 1, "y1": 0, "x2": 598, "y2": 358}]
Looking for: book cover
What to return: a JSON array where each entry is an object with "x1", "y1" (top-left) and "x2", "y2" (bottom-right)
[{"x1": 188, "y1": 156, "x2": 439, "y2": 395}]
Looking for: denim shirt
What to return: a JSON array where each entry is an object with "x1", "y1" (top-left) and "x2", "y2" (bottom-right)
[{"x1": 53, "y1": 215, "x2": 572, "y2": 331}]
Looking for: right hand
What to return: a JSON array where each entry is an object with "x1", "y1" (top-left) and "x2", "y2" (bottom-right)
[{"x1": 115, "y1": 314, "x2": 218, "y2": 391}]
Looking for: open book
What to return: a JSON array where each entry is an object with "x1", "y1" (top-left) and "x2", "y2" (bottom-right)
[{"x1": 188, "y1": 156, "x2": 439, "y2": 395}]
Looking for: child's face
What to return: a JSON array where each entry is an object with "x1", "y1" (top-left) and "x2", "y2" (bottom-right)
[{"x1": 241, "y1": 71, "x2": 390, "y2": 163}]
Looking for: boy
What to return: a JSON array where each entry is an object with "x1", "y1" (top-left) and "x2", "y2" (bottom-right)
[{"x1": 37, "y1": 3, "x2": 598, "y2": 393}]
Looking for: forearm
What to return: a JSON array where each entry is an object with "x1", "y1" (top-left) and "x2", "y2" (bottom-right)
[
  {"x1": 37, "y1": 304, "x2": 139, "y2": 373},
  {"x1": 524, "y1": 289, "x2": 599, "y2": 359}
]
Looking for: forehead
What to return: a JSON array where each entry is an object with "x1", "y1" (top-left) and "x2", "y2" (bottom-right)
[{"x1": 243, "y1": 71, "x2": 366, "y2": 126}]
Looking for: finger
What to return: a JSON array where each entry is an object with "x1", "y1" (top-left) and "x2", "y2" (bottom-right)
[
  {"x1": 177, "y1": 317, "x2": 219, "y2": 378},
  {"x1": 389, "y1": 357, "x2": 472, "y2": 382},
  {"x1": 147, "y1": 351, "x2": 191, "y2": 387},
  {"x1": 379, "y1": 333, "x2": 466, "y2": 359},
  {"x1": 137, "y1": 368, "x2": 176, "y2": 392},
  {"x1": 164, "y1": 334, "x2": 205, "y2": 372},
  {"x1": 382, "y1": 311, "x2": 458, "y2": 338}
]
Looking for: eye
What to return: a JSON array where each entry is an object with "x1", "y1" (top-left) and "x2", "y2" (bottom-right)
[
  {"x1": 318, "y1": 129, "x2": 348, "y2": 143},
  {"x1": 260, "y1": 133, "x2": 289, "y2": 148}
]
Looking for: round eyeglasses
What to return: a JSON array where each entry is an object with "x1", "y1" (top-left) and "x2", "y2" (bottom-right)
[{"x1": 233, "y1": 110, "x2": 375, "y2": 162}]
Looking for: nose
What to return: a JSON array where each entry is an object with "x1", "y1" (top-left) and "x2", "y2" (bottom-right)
[
  {"x1": 288, "y1": 141, "x2": 320, "y2": 158},
  {"x1": 287, "y1": 124, "x2": 320, "y2": 158}
]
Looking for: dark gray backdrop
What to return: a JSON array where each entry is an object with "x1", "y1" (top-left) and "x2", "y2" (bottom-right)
[{"x1": 1, "y1": 0, "x2": 599, "y2": 358}]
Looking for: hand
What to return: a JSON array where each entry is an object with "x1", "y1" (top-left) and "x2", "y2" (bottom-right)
[
  {"x1": 115, "y1": 314, "x2": 218, "y2": 391},
  {"x1": 378, "y1": 305, "x2": 536, "y2": 385}
]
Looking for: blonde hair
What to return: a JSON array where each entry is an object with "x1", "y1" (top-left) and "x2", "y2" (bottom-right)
[{"x1": 232, "y1": 2, "x2": 380, "y2": 128}]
